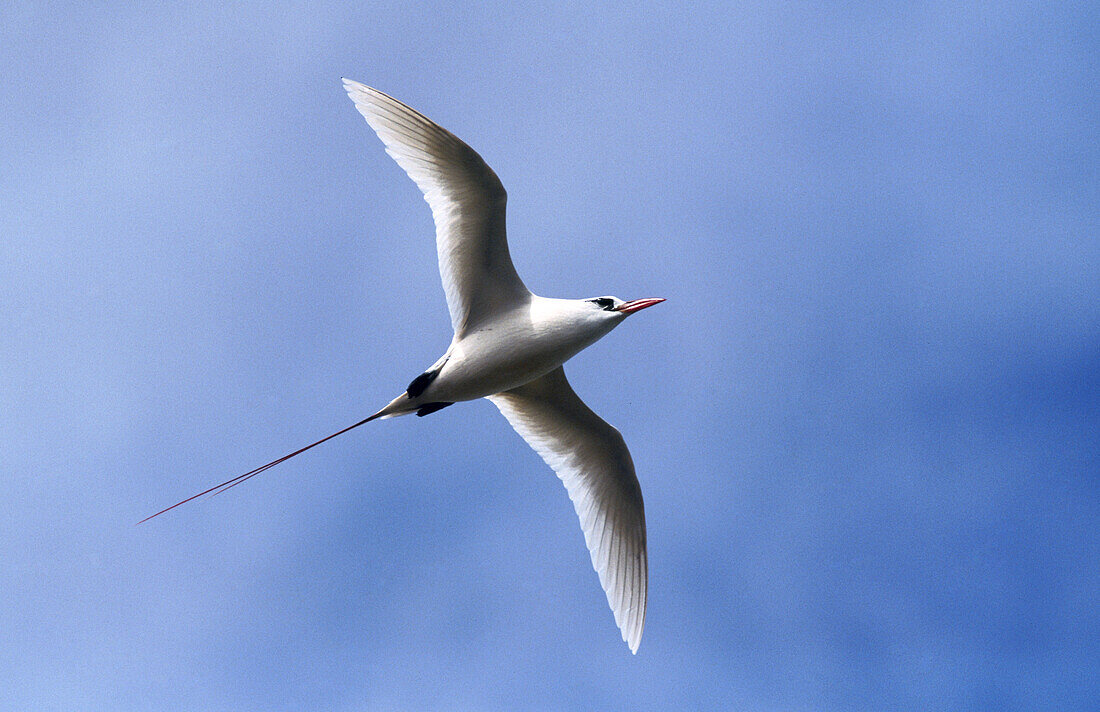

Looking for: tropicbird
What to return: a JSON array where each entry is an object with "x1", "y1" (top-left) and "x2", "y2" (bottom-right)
[{"x1": 143, "y1": 79, "x2": 664, "y2": 653}]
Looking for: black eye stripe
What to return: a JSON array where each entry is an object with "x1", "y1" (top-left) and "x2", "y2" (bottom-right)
[{"x1": 589, "y1": 297, "x2": 615, "y2": 310}]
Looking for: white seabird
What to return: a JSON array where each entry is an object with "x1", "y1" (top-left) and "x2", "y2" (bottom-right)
[{"x1": 144, "y1": 80, "x2": 665, "y2": 653}]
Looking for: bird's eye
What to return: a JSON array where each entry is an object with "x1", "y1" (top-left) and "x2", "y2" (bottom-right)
[{"x1": 590, "y1": 297, "x2": 615, "y2": 310}]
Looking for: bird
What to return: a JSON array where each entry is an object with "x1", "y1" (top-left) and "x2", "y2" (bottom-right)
[{"x1": 142, "y1": 79, "x2": 664, "y2": 653}]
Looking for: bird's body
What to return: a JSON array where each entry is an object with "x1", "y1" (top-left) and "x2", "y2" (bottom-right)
[
  {"x1": 144, "y1": 79, "x2": 664, "y2": 654},
  {"x1": 376, "y1": 296, "x2": 629, "y2": 416}
]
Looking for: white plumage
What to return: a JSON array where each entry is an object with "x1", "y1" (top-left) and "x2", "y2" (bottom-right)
[
  {"x1": 145, "y1": 80, "x2": 664, "y2": 654},
  {"x1": 342, "y1": 80, "x2": 528, "y2": 336},
  {"x1": 489, "y1": 368, "x2": 647, "y2": 652}
]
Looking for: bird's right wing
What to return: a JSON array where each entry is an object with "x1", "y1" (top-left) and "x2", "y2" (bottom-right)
[
  {"x1": 488, "y1": 367, "x2": 648, "y2": 653},
  {"x1": 343, "y1": 79, "x2": 531, "y2": 336}
]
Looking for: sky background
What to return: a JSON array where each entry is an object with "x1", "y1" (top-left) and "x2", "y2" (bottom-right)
[{"x1": 2, "y1": 2, "x2": 1097, "y2": 710}]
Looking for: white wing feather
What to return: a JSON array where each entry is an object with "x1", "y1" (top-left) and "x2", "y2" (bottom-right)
[
  {"x1": 489, "y1": 367, "x2": 648, "y2": 653},
  {"x1": 343, "y1": 79, "x2": 531, "y2": 336}
]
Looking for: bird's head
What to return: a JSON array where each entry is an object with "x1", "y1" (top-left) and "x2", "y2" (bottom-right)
[{"x1": 584, "y1": 295, "x2": 666, "y2": 319}]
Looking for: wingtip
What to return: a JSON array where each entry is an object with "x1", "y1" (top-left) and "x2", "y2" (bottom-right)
[
  {"x1": 622, "y1": 609, "x2": 645, "y2": 654},
  {"x1": 341, "y1": 77, "x2": 369, "y2": 93}
]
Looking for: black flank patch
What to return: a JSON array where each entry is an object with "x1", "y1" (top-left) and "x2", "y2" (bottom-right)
[
  {"x1": 406, "y1": 371, "x2": 436, "y2": 398},
  {"x1": 416, "y1": 402, "x2": 454, "y2": 417}
]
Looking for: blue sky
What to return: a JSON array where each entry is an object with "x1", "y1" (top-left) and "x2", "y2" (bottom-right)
[{"x1": 2, "y1": 2, "x2": 1097, "y2": 709}]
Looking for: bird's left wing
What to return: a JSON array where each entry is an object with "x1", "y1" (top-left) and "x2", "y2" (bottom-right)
[
  {"x1": 488, "y1": 367, "x2": 648, "y2": 653},
  {"x1": 343, "y1": 79, "x2": 530, "y2": 336}
]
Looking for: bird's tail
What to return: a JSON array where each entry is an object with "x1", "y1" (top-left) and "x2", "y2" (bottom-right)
[{"x1": 138, "y1": 401, "x2": 402, "y2": 524}]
